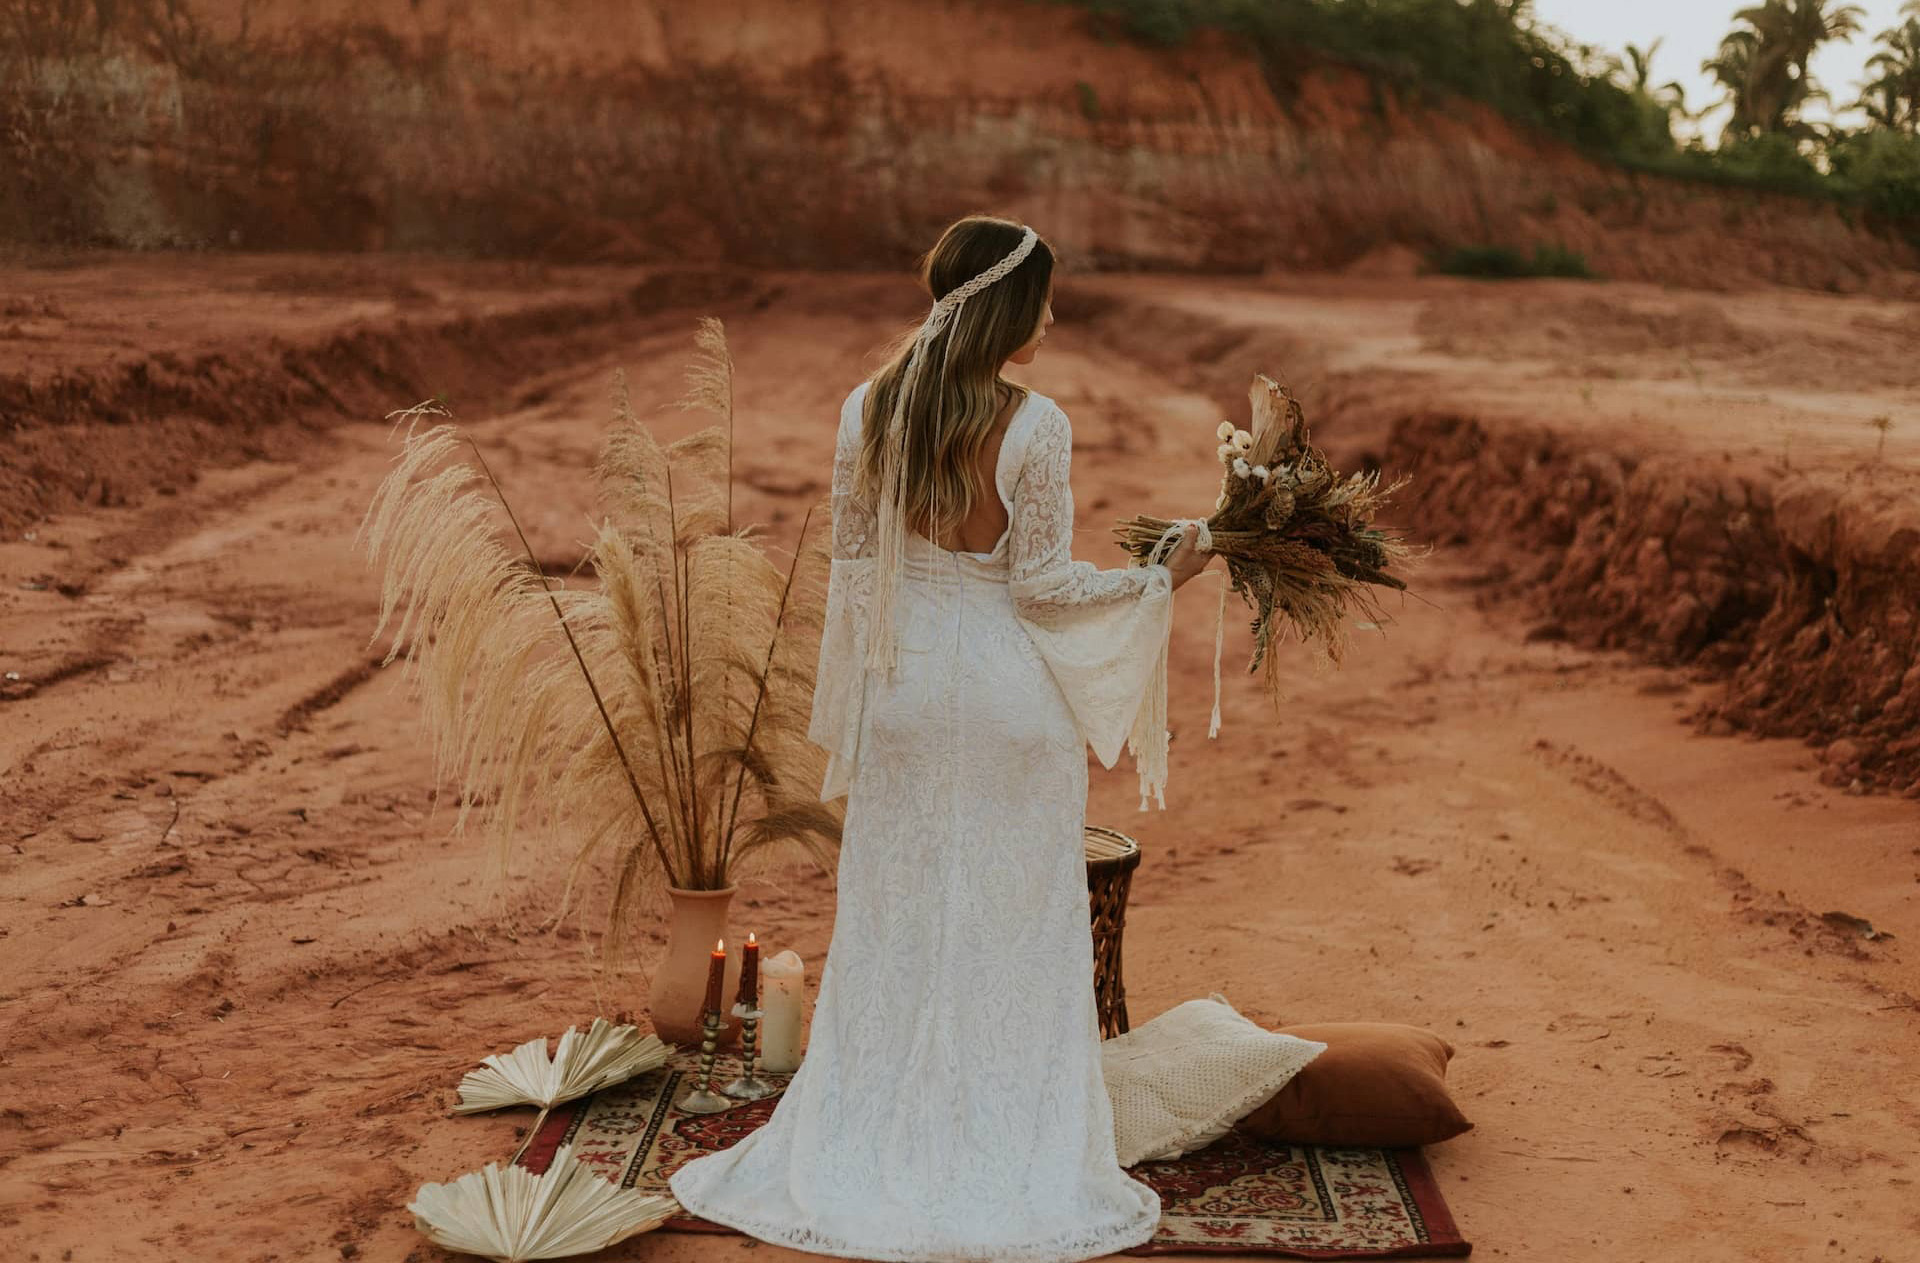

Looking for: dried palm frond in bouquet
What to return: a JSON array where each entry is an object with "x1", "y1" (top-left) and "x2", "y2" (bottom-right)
[
  {"x1": 357, "y1": 319, "x2": 839, "y2": 974},
  {"x1": 1116, "y1": 373, "x2": 1424, "y2": 701}
]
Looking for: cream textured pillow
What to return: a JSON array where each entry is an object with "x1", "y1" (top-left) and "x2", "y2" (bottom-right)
[{"x1": 1103, "y1": 993, "x2": 1327, "y2": 1168}]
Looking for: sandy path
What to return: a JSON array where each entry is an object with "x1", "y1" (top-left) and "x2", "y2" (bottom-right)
[{"x1": 2, "y1": 270, "x2": 1915, "y2": 1262}]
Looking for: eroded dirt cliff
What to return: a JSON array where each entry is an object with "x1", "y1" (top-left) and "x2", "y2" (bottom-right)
[{"x1": 5, "y1": 0, "x2": 1916, "y2": 291}]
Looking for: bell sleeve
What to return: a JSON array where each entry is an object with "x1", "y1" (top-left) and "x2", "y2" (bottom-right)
[
  {"x1": 806, "y1": 384, "x2": 877, "y2": 802},
  {"x1": 1007, "y1": 402, "x2": 1175, "y2": 801}
]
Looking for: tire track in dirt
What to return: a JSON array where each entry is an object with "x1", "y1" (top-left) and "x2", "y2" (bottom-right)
[{"x1": 1526, "y1": 733, "x2": 1908, "y2": 1001}]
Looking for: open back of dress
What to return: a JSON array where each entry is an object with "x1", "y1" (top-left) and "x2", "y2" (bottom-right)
[{"x1": 668, "y1": 380, "x2": 1174, "y2": 1262}]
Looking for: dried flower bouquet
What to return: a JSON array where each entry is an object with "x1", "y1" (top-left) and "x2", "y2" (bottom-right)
[{"x1": 1115, "y1": 373, "x2": 1423, "y2": 697}]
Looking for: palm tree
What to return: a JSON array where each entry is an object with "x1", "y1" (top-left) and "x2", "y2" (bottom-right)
[
  {"x1": 1753, "y1": 0, "x2": 1866, "y2": 63},
  {"x1": 1857, "y1": 13, "x2": 1920, "y2": 132},
  {"x1": 1623, "y1": 38, "x2": 1690, "y2": 111},
  {"x1": 1712, "y1": 0, "x2": 1866, "y2": 135},
  {"x1": 1704, "y1": 27, "x2": 1768, "y2": 134},
  {"x1": 1624, "y1": 38, "x2": 1661, "y2": 91},
  {"x1": 1744, "y1": 0, "x2": 1867, "y2": 95}
]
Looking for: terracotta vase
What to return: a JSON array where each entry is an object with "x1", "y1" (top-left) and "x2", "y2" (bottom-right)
[{"x1": 650, "y1": 884, "x2": 744, "y2": 1048}]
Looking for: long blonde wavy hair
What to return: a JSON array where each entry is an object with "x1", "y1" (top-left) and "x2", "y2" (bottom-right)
[{"x1": 855, "y1": 215, "x2": 1054, "y2": 543}]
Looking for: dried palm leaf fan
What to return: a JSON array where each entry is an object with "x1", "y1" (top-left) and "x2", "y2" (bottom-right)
[
  {"x1": 408, "y1": 1141, "x2": 675, "y2": 1262},
  {"x1": 455, "y1": 1017, "x2": 671, "y2": 1166},
  {"x1": 455, "y1": 1018, "x2": 669, "y2": 1116},
  {"x1": 358, "y1": 318, "x2": 841, "y2": 976},
  {"x1": 1116, "y1": 373, "x2": 1426, "y2": 703}
]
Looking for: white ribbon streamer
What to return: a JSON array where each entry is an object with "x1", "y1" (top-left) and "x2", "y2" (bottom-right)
[{"x1": 1127, "y1": 518, "x2": 1222, "y2": 809}]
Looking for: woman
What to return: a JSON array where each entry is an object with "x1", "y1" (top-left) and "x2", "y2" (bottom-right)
[{"x1": 667, "y1": 215, "x2": 1214, "y2": 1262}]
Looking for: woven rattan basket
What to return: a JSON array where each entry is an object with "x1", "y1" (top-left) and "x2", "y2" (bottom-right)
[{"x1": 1084, "y1": 825, "x2": 1141, "y2": 1040}]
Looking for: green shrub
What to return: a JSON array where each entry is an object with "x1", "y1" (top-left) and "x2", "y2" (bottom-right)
[
  {"x1": 1066, "y1": 0, "x2": 1208, "y2": 46},
  {"x1": 1828, "y1": 129, "x2": 1920, "y2": 225},
  {"x1": 1528, "y1": 243, "x2": 1596, "y2": 278},
  {"x1": 1432, "y1": 244, "x2": 1531, "y2": 278},
  {"x1": 1710, "y1": 132, "x2": 1829, "y2": 199},
  {"x1": 1075, "y1": 79, "x2": 1102, "y2": 121},
  {"x1": 1432, "y1": 242, "x2": 1596, "y2": 279}
]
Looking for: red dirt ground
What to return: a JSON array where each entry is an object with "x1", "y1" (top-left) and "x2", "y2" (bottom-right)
[{"x1": 1, "y1": 254, "x2": 1916, "y2": 1262}]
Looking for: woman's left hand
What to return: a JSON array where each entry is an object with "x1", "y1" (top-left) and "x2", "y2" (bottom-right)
[{"x1": 1164, "y1": 522, "x2": 1215, "y2": 591}]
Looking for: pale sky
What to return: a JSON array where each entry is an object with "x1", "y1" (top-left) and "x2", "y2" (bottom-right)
[{"x1": 1528, "y1": 0, "x2": 1913, "y2": 140}]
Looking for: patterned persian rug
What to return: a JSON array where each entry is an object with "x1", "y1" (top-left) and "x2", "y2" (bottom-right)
[{"x1": 517, "y1": 1050, "x2": 1471, "y2": 1259}]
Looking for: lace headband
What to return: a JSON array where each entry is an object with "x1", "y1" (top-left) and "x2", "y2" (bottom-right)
[{"x1": 864, "y1": 226, "x2": 1041, "y2": 674}]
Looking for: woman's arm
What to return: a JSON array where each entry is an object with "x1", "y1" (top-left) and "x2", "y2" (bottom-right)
[
  {"x1": 1005, "y1": 401, "x2": 1176, "y2": 786},
  {"x1": 830, "y1": 384, "x2": 876, "y2": 561},
  {"x1": 1007, "y1": 403, "x2": 1172, "y2": 618},
  {"x1": 808, "y1": 384, "x2": 878, "y2": 800}
]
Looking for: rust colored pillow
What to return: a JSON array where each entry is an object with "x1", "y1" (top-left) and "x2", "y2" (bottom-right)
[{"x1": 1233, "y1": 1022, "x2": 1472, "y2": 1148}]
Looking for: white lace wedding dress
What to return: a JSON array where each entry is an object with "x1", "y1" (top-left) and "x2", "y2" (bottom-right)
[{"x1": 667, "y1": 381, "x2": 1174, "y2": 1262}]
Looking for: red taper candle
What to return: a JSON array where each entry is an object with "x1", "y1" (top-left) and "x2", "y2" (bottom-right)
[
  {"x1": 703, "y1": 938, "x2": 726, "y2": 1016},
  {"x1": 736, "y1": 932, "x2": 760, "y2": 1008}
]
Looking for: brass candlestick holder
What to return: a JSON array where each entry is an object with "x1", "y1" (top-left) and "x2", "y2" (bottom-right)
[
  {"x1": 676, "y1": 1007, "x2": 731, "y2": 1114},
  {"x1": 723, "y1": 1001, "x2": 776, "y2": 1100}
]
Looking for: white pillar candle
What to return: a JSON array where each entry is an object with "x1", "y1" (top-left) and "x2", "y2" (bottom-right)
[{"x1": 757, "y1": 949, "x2": 806, "y2": 1073}]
